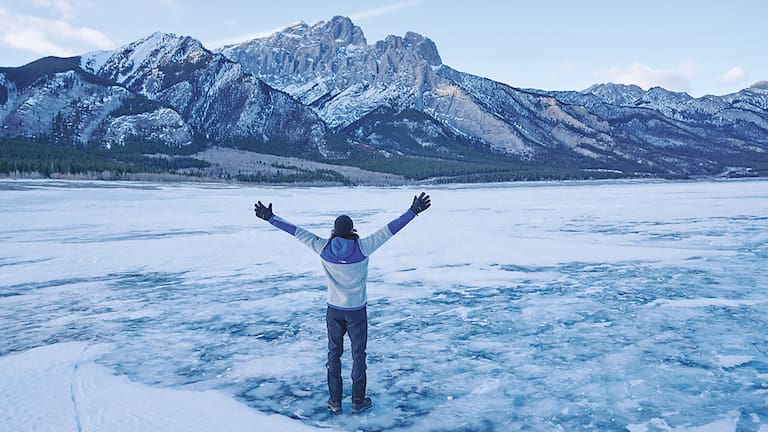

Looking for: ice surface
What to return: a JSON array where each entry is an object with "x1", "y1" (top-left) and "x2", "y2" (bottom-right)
[
  {"x1": 0, "y1": 342, "x2": 327, "y2": 432},
  {"x1": 1, "y1": 179, "x2": 767, "y2": 431}
]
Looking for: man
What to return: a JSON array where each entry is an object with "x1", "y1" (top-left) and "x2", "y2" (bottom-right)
[{"x1": 254, "y1": 192, "x2": 431, "y2": 415}]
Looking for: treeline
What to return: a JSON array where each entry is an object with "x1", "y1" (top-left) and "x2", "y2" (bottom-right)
[
  {"x1": 198, "y1": 134, "x2": 618, "y2": 182},
  {"x1": 0, "y1": 136, "x2": 353, "y2": 184},
  {"x1": 337, "y1": 154, "x2": 502, "y2": 180},
  {"x1": 235, "y1": 168, "x2": 351, "y2": 185},
  {"x1": 434, "y1": 169, "x2": 626, "y2": 183},
  {"x1": 217, "y1": 136, "x2": 320, "y2": 159},
  {"x1": 1, "y1": 135, "x2": 637, "y2": 185},
  {"x1": 0, "y1": 136, "x2": 209, "y2": 177},
  {"x1": 328, "y1": 151, "x2": 622, "y2": 181}
]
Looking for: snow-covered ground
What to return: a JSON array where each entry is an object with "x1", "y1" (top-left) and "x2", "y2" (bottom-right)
[{"x1": 1, "y1": 179, "x2": 766, "y2": 432}]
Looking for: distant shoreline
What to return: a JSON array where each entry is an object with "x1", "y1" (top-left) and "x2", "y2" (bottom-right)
[{"x1": 2, "y1": 173, "x2": 766, "y2": 190}]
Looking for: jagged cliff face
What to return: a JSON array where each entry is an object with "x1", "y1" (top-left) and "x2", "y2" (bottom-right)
[
  {"x1": 218, "y1": 17, "x2": 540, "y2": 155},
  {"x1": 217, "y1": 19, "x2": 552, "y2": 158},
  {"x1": 219, "y1": 17, "x2": 768, "y2": 175},
  {"x1": 218, "y1": 18, "x2": 440, "y2": 102},
  {"x1": 0, "y1": 57, "x2": 192, "y2": 147},
  {"x1": 219, "y1": 17, "x2": 443, "y2": 131},
  {"x1": 81, "y1": 32, "x2": 327, "y2": 151}
]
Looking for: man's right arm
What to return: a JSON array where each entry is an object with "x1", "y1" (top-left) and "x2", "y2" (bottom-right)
[
  {"x1": 268, "y1": 215, "x2": 327, "y2": 254},
  {"x1": 255, "y1": 201, "x2": 327, "y2": 254}
]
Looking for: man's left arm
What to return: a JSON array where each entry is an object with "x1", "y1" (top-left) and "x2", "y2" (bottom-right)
[{"x1": 359, "y1": 192, "x2": 431, "y2": 256}]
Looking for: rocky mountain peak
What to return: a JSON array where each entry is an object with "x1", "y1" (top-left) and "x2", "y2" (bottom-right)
[
  {"x1": 583, "y1": 82, "x2": 644, "y2": 95},
  {"x1": 750, "y1": 80, "x2": 768, "y2": 91},
  {"x1": 215, "y1": 16, "x2": 445, "y2": 123},
  {"x1": 372, "y1": 31, "x2": 441, "y2": 66},
  {"x1": 251, "y1": 15, "x2": 366, "y2": 48},
  {"x1": 281, "y1": 21, "x2": 310, "y2": 34},
  {"x1": 81, "y1": 32, "x2": 210, "y2": 85},
  {"x1": 641, "y1": 86, "x2": 693, "y2": 104},
  {"x1": 403, "y1": 31, "x2": 441, "y2": 66},
  {"x1": 315, "y1": 15, "x2": 367, "y2": 46},
  {"x1": 582, "y1": 83, "x2": 645, "y2": 105}
]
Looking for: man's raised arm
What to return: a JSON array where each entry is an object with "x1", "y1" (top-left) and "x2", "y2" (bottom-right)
[
  {"x1": 359, "y1": 192, "x2": 431, "y2": 256},
  {"x1": 254, "y1": 201, "x2": 327, "y2": 254}
]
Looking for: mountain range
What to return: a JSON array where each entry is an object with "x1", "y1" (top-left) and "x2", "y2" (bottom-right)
[{"x1": 1, "y1": 16, "x2": 767, "y2": 182}]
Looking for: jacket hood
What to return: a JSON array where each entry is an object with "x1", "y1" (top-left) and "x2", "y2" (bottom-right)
[{"x1": 330, "y1": 237, "x2": 355, "y2": 259}]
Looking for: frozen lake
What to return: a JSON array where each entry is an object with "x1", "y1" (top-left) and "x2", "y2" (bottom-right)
[{"x1": 1, "y1": 179, "x2": 767, "y2": 431}]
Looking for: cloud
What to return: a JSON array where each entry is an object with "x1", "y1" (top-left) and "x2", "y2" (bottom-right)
[
  {"x1": 349, "y1": 0, "x2": 421, "y2": 21},
  {"x1": 594, "y1": 62, "x2": 697, "y2": 92},
  {"x1": 0, "y1": 6, "x2": 114, "y2": 57},
  {"x1": 25, "y1": 0, "x2": 76, "y2": 20},
  {"x1": 718, "y1": 66, "x2": 746, "y2": 85},
  {"x1": 1, "y1": 28, "x2": 71, "y2": 56}
]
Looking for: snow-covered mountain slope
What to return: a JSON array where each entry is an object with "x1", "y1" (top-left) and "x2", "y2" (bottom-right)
[
  {"x1": 82, "y1": 32, "x2": 328, "y2": 153},
  {"x1": 0, "y1": 57, "x2": 191, "y2": 146},
  {"x1": 547, "y1": 83, "x2": 768, "y2": 151},
  {"x1": 3, "y1": 17, "x2": 767, "y2": 179},
  {"x1": 218, "y1": 17, "x2": 554, "y2": 156},
  {"x1": 218, "y1": 16, "x2": 768, "y2": 176}
]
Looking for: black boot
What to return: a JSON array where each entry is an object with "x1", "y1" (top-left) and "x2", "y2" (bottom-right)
[
  {"x1": 352, "y1": 376, "x2": 366, "y2": 404},
  {"x1": 351, "y1": 397, "x2": 372, "y2": 414},
  {"x1": 351, "y1": 375, "x2": 370, "y2": 414},
  {"x1": 326, "y1": 397, "x2": 342, "y2": 414},
  {"x1": 327, "y1": 372, "x2": 342, "y2": 414}
]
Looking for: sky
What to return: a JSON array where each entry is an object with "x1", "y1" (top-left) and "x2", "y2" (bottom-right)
[{"x1": 0, "y1": 0, "x2": 765, "y2": 97}]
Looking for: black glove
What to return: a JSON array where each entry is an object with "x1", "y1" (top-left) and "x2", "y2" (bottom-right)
[
  {"x1": 254, "y1": 201, "x2": 274, "y2": 221},
  {"x1": 410, "y1": 192, "x2": 431, "y2": 215}
]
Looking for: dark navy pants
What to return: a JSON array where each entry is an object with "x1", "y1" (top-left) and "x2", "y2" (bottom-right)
[{"x1": 326, "y1": 306, "x2": 367, "y2": 403}]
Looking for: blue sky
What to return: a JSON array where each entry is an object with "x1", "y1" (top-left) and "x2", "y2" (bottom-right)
[{"x1": 0, "y1": 0, "x2": 765, "y2": 96}]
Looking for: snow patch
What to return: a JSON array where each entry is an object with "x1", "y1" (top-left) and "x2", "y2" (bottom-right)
[
  {"x1": 627, "y1": 411, "x2": 740, "y2": 432},
  {"x1": 80, "y1": 49, "x2": 114, "y2": 74},
  {"x1": 714, "y1": 355, "x2": 753, "y2": 368},
  {"x1": 0, "y1": 343, "x2": 328, "y2": 432},
  {"x1": 118, "y1": 32, "x2": 172, "y2": 83},
  {"x1": 648, "y1": 298, "x2": 762, "y2": 308}
]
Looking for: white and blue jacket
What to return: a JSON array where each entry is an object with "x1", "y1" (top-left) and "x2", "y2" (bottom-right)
[{"x1": 269, "y1": 210, "x2": 417, "y2": 311}]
